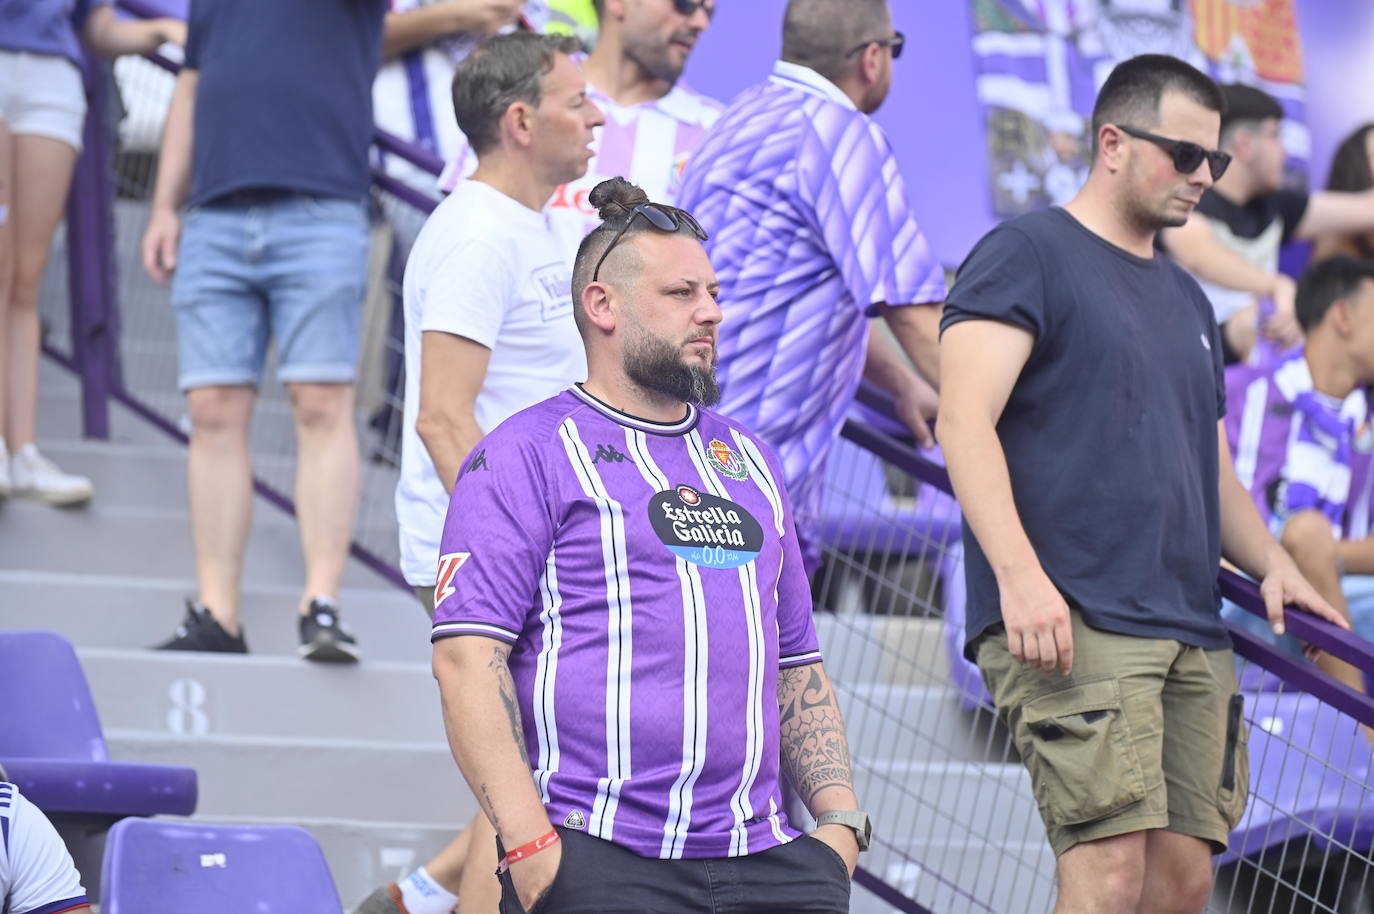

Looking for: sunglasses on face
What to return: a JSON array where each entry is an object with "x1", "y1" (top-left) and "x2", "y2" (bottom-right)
[
  {"x1": 844, "y1": 31, "x2": 905, "y2": 60},
  {"x1": 672, "y1": 0, "x2": 716, "y2": 19},
  {"x1": 1115, "y1": 125, "x2": 1232, "y2": 180},
  {"x1": 592, "y1": 203, "x2": 711, "y2": 283}
]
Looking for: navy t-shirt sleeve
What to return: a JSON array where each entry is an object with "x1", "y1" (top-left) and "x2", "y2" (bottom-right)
[
  {"x1": 1275, "y1": 189, "x2": 1310, "y2": 244},
  {"x1": 940, "y1": 226, "x2": 1048, "y2": 341},
  {"x1": 184, "y1": 0, "x2": 203, "y2": 68}
]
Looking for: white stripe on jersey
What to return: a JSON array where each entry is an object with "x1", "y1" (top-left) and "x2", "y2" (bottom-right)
[
  {"x1": 686, "y1": 431, "x2": 766, "y2": 857},
  {"x1": 431, "y1": 621, "x2": 519, "y2": 641},
  {"x1": 732, "y1": 430, "x2": 785, "y2": 537},
  {"x1": 628, "y1": 108, "x2": 679, "y2": 204},
  {"x1": 767, "y1": 795, "x2": 789, "y2": 845},
  {"x1": 1235, "y1": 377, "x2": 1269, "y2": 489},
  {"x1": 558, "y1": 419, "x2": 634, "y2": 840},
  {"x1": 624, "y1": 428, "x2": 710, "y2": 859},
  {"x1": 533, "y1": 545, "x2": 564, "y2": 804}
]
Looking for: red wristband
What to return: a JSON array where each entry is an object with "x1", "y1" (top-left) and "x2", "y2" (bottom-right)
[{"x1": 496, "y1": 828, "x2": 560, "y2": 874}]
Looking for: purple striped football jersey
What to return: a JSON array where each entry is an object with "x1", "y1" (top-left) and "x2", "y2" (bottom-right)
[
  {"x1": 676, "y1": 61, "x2": 946, "y2": 555},
  {"x1": 432, "y1": 386, "x2": 821, "y2": 859}
]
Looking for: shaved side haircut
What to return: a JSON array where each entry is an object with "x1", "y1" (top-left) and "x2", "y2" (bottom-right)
[
  {"x1": 1090, "y1": 53, "x2": 1224, "y2": 159},
  {"x1": 780, "y1": 0, "x2": 890, "y2": 85}
]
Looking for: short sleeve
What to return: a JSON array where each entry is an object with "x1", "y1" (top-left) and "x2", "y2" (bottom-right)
[
  {"x1": 417, "y1": 239, "x2": 517, "y2": 350},
  {"x1": 740, "y1": 436, "x2": 821, "y2": 667},
  {"x1": 184, "y1": 0, "x2": 204, "y2": 68},
  {"x1": 430, "y1": 428, "x2": 557, "y2": 643},
  {"x1": 70, "y1": 0, "x2": 110, "y2": 33},
  {"x1": 806, "y1": 111, "x2": 946, "y2": 315},
  {"x1": 940, "y1": 226, "x2": 1047, "y2": 340},
  {"x1": 1274, "y1": 189, "x2": 1310, "y2": 244},
  {"x1": 6, "y1": 787, "x2": 90, "y2": 914}
]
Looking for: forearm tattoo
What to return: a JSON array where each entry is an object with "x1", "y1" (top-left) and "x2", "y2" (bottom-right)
[
  {"x1": 490, "y1": 644, "x2": 532, "y2": 768},
  {"x1": 777, "y1": 664, "x2": 855, "y2": 806}
]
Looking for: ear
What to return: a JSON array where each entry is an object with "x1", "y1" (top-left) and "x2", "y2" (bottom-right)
[
  {"x1": 602, "y1": 0, "x2": 628, "y2": 23},
  {"x1": 1096, "y1": 123, "x2": 1128, "y2": 173},
  {"x1": 581, "y1": 281, "x2": 618, "y2": 334},
  {"x1": 859, "y1": 41, "x2": 883, "y2": 87},
  {"x1": 501, "y1": 100, "x2": 537, "y2": 149}
]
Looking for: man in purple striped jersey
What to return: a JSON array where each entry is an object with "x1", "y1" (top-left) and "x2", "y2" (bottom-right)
[
  {"x1": 676, "y1": 0, "x2": 946, "y2": 571},
  {"x1": 431, "y1": 178, "x2": 866, "y2": 913},
  {"x1": 1224, "y1": 256, "x2": 1374, "y2": 698}
]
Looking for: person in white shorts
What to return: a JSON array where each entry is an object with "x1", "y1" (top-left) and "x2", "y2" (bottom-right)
[
  {"x1": 357, "y1": 31, "x2": 603, "y2": 914},
  {"x1": 0, "y1": 0, "x2": 182, "y2": 505}
]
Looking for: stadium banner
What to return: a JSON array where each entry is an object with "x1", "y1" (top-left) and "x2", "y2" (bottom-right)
[{"x1": 969, "y1": 0, "x2": 1308, "y2": 217}]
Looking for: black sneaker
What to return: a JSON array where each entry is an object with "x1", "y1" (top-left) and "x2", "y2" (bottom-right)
[
  {"x1": 298, "y1": 598, "x2": 360, "y2": 664},
  {"x1": 154, "y1": 600, "x2": 249, "y2": 653}
]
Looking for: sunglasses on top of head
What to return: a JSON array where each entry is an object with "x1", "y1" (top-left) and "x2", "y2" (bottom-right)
[
  {"x1": 672, "y1": 0, "x2": 716, "y2": 19},
  {"x1": 1114, "y1": 125, "x2": 1232, "y2": 180},
  {"x1": 844, "y1": 31, "x2": 905, "y2": 59},
  {"x1": 592, "y1": 203, "x2": 710, "y2": 283}
]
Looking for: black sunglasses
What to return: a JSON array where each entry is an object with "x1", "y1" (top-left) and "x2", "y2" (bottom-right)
[
  {"x1": 672, "y1": 0, "x2": 716, "y2": 19},
  {"x1": 844, "y1": 31, "x2": 905, "y2": 60},
  {"x1": 592, "y1": 204, "x2": 710, "y2": 283},
  {"x1": 1115, "y1": 125, "x2": 1232, "y2": 180}
]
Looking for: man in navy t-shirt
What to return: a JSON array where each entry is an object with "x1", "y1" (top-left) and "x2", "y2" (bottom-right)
[
  {"x1": 939, "y1": 54, "x2": 1345, "y2": 914},
  {"x1": 140, "y1": 0, "x2": 385, "y2": 663}
]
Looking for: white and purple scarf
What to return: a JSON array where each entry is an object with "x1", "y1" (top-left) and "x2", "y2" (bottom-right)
[{"x1": 1273, "y1": 350, "x2": 1368, "y2": 532}]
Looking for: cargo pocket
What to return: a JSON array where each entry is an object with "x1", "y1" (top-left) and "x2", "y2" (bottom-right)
[
  {"x1": 1219, "y1": 693, "x2": 1250, "y2": 829},
  {"x1": 1020, "y1": 677, "x2": 1147, "y2": 827}
]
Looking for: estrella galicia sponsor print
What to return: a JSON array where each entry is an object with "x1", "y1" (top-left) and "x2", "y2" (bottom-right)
[{"x1": 649, "y1": 485, "x2": 763, "y2": 569}]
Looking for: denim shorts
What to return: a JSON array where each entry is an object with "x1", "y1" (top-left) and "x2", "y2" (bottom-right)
[{"x1": 170, "y1": 192, "x2": 370, "y2": 390}]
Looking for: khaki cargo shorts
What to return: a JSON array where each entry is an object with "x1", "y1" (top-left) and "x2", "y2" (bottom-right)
[{"x1": 976, "y1": 610, "x2": 1248, "y2": 856}]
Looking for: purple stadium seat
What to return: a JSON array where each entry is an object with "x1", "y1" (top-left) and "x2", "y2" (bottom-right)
[
  {"x1": 101, "y1": 818, "x2": 342, "y2": 914},
  {"x1": 0, "y1": 630, "x2": 197, "y2": 817},
  {"x1": 820, "y1": 436, "x2": 962, "y2": 555}
]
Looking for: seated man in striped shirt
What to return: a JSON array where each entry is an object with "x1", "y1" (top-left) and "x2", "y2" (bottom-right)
[
  {"x1": 0, "y1": 765, "x2": 91, "y2": 914},
  {"x1": 1224, "y1": 256, "x2": 1374, "y2": 690},
  {"x1": 431, "y1": 177, "x2": 867, "y2": 913}
]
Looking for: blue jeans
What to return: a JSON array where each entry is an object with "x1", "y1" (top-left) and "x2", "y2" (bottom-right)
[{"x1": 170, "y1": 193, "x2": 370, "y2": 390}]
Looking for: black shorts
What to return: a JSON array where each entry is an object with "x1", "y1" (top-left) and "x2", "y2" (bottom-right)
[{"x1": 496, "y1": 827, "x2": 851, "y2": 914}]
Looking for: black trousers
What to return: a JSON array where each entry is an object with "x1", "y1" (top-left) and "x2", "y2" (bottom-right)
[{"x1": 496, "y1": 827, "x2": 851, "y2": 914}]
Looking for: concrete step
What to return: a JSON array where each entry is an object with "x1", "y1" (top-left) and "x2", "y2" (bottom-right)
[
  {"x1": 79, "y1": 648, "x2": 441, "y2": 743},
  {"x1": 105, "y1": 729, "x2": 476, "y2": 827}
]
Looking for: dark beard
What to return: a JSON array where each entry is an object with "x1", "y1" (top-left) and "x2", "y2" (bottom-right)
[{"x1": 623, "y1": 332, "x2": 720, "y2": 408}]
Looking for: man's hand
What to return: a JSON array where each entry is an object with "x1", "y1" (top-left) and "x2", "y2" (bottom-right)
[
  {"x1": 142, "y1": 207, "x2": 181, "y2": 284},
  {"x1": 1263, "y1": 274, "x2": 1302, "y2": 345},
  {"x1": 509, "y1": 838, "x2": 563, "y2": 911},
  {"x1": 1259, "y1": 554, "x2": 1350, "y2": 637},
  {"x1": 1000, "y1": 565, "x2": 1074, "y2": 675},
  {"x1": 892, "y1": 375, "x2": 937, "y2": 449},
  {"x1": 810, "y1": 823, "x2": 859, "y2": 876}
]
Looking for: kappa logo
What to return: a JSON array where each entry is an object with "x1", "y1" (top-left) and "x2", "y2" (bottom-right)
[
  {"x1": 706, "y1": 438, "x2": 748, "y2": 481},
  {"x1": 434, "y1": 552, "x2": 472, "y2": 610},
  {"x1": 467, "y1": 449, "x2": 490, "y2": 473},
  {"x1": 591, "y1": 443, "x2": 628, "y2": 465},
  {"x1": 564, "y1": 810, "x2": 586, "y2": 830},
  {"x1": 1200, "y1": 333, "x2": 1212, "y2": 352}
]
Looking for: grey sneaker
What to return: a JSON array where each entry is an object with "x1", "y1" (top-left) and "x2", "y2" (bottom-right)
[
  {"x1": 299, "y1": 598, "x2": 360, "y2": 664},
  {"x1": 352, "y1": 884, "x2": 407, "y2": 914},
  {"x1": 10, "y1": 444, "x2": 92, "y2": 506}
]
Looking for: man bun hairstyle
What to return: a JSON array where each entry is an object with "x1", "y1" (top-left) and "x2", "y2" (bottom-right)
[
  {"x1": 451, "y1": 32, "x2": 581, "y2": 157},
  {"x1": 588, "y1": 176, "x2": 651, "y2": 221},
  {"x1": 1090, "y1": 54, "x2": 1223, "y2": 158},
  {"x1": 1296, "y1": 256, "x2": 1374, "y2": 333},
  {"x1": 570, "y1": 177, "x2": 704, "y2": 335}
]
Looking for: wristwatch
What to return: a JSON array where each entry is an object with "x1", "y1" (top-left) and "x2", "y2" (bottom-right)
[{"x1": 815, "y1": 810, "x2": 872, "y2": 851}]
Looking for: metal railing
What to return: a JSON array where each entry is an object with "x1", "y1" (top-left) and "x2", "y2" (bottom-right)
[{"x1": 44, "y1": 7, "x2": 1374, "y2": 913}]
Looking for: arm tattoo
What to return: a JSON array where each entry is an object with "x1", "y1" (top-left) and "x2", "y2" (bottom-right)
[
  {"x1": 777, "y1": 664, "x2": 855, "y2": 807},
  {"x1": 490, "y1": 644, "x2": 532, "y2": 768}
]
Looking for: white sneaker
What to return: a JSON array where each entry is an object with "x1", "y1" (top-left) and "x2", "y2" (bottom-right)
[
  {"x1": 0, "y1": 439, "x2": 10, "y2": 498},
  {"x1": 10, "y1": 444, "x2": 93, "y2": 506}
]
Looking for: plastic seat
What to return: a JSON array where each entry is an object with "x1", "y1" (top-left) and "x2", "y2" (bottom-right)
[
  {"x1": 0, "y1": 630, "x2": 197, "y2": 817},
  {"x1": 101, "y1": 818, "x2": 342, "y2": 914}
]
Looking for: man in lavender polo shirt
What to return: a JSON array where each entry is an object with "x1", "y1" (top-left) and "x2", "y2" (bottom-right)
[
  {"x1": 431, "y1": 178, "x2": 868, "y2": 913},
  {"x1": 677, "y1": 0, "x2": 945, "y2": 570}
]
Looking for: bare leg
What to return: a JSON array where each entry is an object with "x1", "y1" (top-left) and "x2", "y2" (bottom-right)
[
  {"x1": 0, "y1": 121, "x2": 14, "y2": 455},
  {"x1": 457, "y1": 814, "x2": 501, "y2": 914},
  {"x1": 288, "y1": 381, "x2": 359, "y2": 612},
  {"x1": 1281, "y1": 510, "x2": 1372, "y2": 740},
  {"x1": 418, "y1": 820, "x2": 473, "y2": 895},
  {"x1": 186, "y1": 384, "x2": 256, "y2": 633},
  {"x1": 1055, "y1": 831, "x2": 1147, "y2": 914},
  {"x1": 1136, "y1": 830, "x2": 1213, "y2": 914},
  {"x1": 6, "y1": 133, "x2": 78, "y2": 447}
]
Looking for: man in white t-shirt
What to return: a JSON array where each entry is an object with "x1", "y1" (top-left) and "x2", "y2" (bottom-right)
[
  {"x1": 363, "y1": 31, "x2": 603, "y2": 914},
  {"x1": 437, "y1": 0, "x2": 723, "y2": 251},
  {"x1": 0, "y1": 771, "x2": 92, "y2": 914}
]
